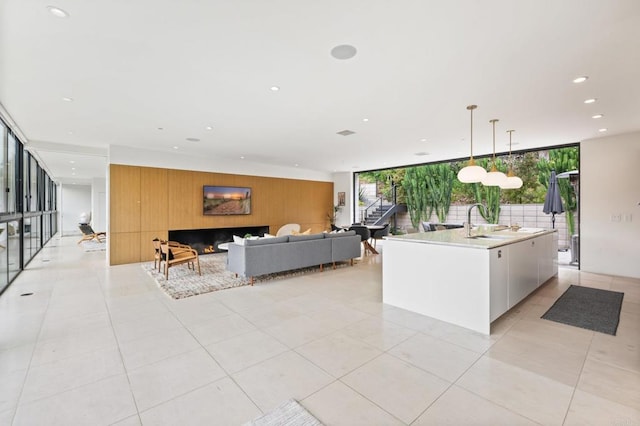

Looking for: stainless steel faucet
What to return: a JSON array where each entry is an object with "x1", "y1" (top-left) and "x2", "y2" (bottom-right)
[{"x1": 466, "y1": 203, "x2": 487, "y2": 237}]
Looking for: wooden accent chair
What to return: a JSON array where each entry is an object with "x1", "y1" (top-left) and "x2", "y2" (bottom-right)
[
  {"x1": 152, "y1": 239, "x2": 193, "y2": 272},
  {"x1": 159, "y1": 242, "x2": 201, "y2": 280},
  {"x1": 276, "y1": 223, "x2": 300, "y2": 237},
  {"x1": 77, "y1": 224, "x2": 106, "y2": 244}
]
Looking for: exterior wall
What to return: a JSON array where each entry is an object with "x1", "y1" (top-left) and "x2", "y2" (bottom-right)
[{"x1": 394, "y1": 204, "x2": 571, "y2": 248}]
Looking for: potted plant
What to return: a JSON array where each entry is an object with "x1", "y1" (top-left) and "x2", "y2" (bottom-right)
[{"x1": 327, "y1": 205, "x2": 341, "y2": 225}]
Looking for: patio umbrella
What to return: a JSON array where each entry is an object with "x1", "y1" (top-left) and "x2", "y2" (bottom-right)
[{"x1": 543, "y1": 170, "x2": 564, "y2": 228}]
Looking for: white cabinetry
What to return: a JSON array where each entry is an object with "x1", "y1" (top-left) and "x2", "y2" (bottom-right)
[
  {"x1": 489, "y1": 247, "x2": 509, "y2": 321},
  {"x1": 508, "y1": 238, "x2": 539, "y2": 308},
  {"x1": 537, "y1": 232, "x2": 558, "y2": 285},
  {"x1": 536, "y1": 234, "x2": 557, "y2": 285},
  {"x1": 383, "y1": 229, "x2": 557, "y2": 335}
]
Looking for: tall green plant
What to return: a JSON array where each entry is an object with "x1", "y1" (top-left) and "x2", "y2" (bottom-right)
[
  {"x1": 402, "y1": 166, "x2": 430, "y2": 228},
  {"x1": 470, "y1": 158, "x2": 503, "y2": 223},
  {"x1": 425, "y1": 163, "x2": 455, "y2": 222},
  {"x1": 537, "y1": 147, "x2": 579, "y2": 234}
]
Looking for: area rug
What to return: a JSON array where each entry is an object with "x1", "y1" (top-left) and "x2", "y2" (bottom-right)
[
  {"x1": 142, "y1": 253, "x2": 353, "y2": 299},
  {"x1": 80, "y1": 240, "x2": 106, "y2": 252},
  {"x1": 244, "y1": 399, "x2": 323, "y2": 426},
  {"x1": 541, "y1": 285, "x2": 624, "y2": 335}
]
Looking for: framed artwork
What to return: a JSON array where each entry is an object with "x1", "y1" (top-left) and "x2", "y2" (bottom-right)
[{"x1": 338, "y1": 191, "x2": 345, "y2": 206}]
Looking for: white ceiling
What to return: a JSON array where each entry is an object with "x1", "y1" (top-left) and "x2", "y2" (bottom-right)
[{"x1": 1, "y1": 0, "x2": 639, "y2": 183}]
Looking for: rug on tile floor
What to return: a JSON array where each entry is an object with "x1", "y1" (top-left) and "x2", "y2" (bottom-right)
[
  {"x1": 244, "y1": 399, "x2": 323, "y2": 426},
  {"x1": 142, "y1": 253, "x2": 354, "y2": 299},
  {"x1": 80, "y1": 240, "x2": 106, "y2": 252},
  {"x1": 541, "y1": 285, "x2": 624, "y2": 335}
]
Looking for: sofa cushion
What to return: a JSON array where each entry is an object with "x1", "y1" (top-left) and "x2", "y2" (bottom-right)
[
  {"x1": 232, "y1": 235, "x2": 246, "y2": 245},
  {"x1": 244, "y1": 235, "x2": 289, "y2": 246},
  {"x1": 324, "y1": 230, "x2": 356, "y2": 238},
  {"x1": 288, "y1": 233, "x2": 324, "y2": 242}
]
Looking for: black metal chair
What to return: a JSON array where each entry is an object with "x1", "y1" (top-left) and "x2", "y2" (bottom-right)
[
  {"x1": 349, "y1": 225, "x2": 377, "y2": 255},
  {"x1": 371, "y1": 223, "x2": 389, "y2": 248}
]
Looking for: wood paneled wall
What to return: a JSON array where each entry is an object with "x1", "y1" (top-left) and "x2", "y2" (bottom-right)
[{"x1": 109, "y1": 164, "x2": 334, "y2": 265}]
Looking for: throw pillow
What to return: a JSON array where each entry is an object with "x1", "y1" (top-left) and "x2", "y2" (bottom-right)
[{"x1": 232, "y1": 235, "x2": 245, "y2": 245}]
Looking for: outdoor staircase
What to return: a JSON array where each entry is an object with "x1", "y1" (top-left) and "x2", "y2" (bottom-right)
[
  {"x1": 364, "y1": 204, "x2": 393, "y2": 225},
  {"x1": 364, "y1": 203, "x2": 406, "y2": 225},
  {"x1": 361, "y1": 184, "x2": 406, "y2": 226}
]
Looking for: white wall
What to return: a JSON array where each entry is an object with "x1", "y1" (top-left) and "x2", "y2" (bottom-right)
[
  {"x1": 91, "y1": 177, "x2": 107, "y2": 231},
  {"x1": 60, "y1": 184, "x2": 92, "y2": 236},
  {"x1": 332, "y1": 172, "x2": 353, "y2": 226},
  {"x1": 581, "y1": 131, "x2": 640, "y2": 278}
]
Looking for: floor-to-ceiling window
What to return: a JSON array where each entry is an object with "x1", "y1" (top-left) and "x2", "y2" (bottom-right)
[{"x1": 0, "y1": 118, "x2": 57, "y2": 295}]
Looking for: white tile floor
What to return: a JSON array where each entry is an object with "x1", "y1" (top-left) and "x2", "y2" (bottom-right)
[{"x1": 0, "y1": 236, "x2": 639, "y2": 425}]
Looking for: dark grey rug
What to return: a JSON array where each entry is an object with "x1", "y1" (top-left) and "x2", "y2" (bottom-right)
[{"x1": 542, "y1": 285, "x2": 624, "y2": 335}]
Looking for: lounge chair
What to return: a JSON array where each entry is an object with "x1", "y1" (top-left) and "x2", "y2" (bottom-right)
[{"x1": 78, "y1": 224, "x2": 106, "y2": 244}]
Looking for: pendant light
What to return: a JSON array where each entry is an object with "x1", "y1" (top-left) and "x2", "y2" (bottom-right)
[
  {"x1": 457, "y1": 105, "x2": 487, "y2": 183},
  {"x1": 481, "y1": 119, "x2": 507, "y2": 186},
  {"x1": 500, "y1": 129, "x2": 523, "y2": 189}
]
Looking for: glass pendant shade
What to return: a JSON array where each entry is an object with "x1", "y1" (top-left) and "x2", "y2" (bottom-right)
[
  {"x1": 458, "y1": 104, "x2": 486, "y2": 183},
  {"x1": 500, "y1": 170, "x2": 523, "y2": 189},
  {"x1": 457, "y1": 159, "x2": 487, "y2": 183},
  {"x1": 482, "y1": 165, "x2": 507, "y2": 186}
]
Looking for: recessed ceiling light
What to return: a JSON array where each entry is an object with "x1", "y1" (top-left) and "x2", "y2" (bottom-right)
[
  {"x1": 186, "y1": 137, "x2": 200, "y2": 142},
  {"x1": 592, "y1": 114, "x2": 604, "y2": 119},
  {"x1": 584, "y1": 98, "x2": 597, "y2": 104},
  {"x1": 240, "y1": 156, "x2": 245, "y2": 160},
  {"x1": 294, "y1": 164, "x2": 299, "y2": 167},
  {"x1": 573, "y1": 76, "x2": 588, "y2": 83},
  {"x1": 173, "y1": 146, "x2": 179, "y2": 149},
  {"x1": 362, "y1": 118, "x2": 369, "y2": 122},
  {"x1": 62, "y1": 97, "x2": 73, "y2": 102},
  {"x1": 420, "y1": 138, "x2": 427, "y2": 142},
  {"x1": 68, "y1": 131, "x2": 73, "y2": 135},
  {"x1": 205, "y1": 126, "x2": 213, "y2": 130},
  {"x1": 330, "y1": 44, "x2": 357, "y2": 60},
  {"x1": 270, "y1": 86, "x2": 280, "y2": 91},
  {"x1": 598, "y1": 128, "x2": 608, "y2": 132},
  {"x1": 71, "y1": 167, "x2": 76, "y2": 170},
  {"x1": 47, "y1": 6, "x2": 69, "y2": 18},
  {"x1": 69, "y1": 160, "x2": 75, "y2": 164},
  {"x1": 71, "y1": 172, "x2": 75, "y2": 176}
]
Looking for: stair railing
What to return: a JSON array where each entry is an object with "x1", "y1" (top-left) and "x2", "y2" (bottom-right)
[
  {"x1": 362, "y1": 196, "x2": 383, "y2": 224},
  {"x1": 362, "y1": 184, "x2": 397, "y2": 224}
]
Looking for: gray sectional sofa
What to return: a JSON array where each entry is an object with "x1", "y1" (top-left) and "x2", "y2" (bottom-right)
[{"x1": 226, "y1": 231, "x2": 361, "y2": 285}]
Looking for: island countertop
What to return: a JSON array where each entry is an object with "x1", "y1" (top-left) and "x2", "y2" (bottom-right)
[
  {"x1": 382, "y1": 227, "x2": 559, "y2": 335},
  {"x1": 384, "y1": 227, "x2": 556, "y2": 249}
]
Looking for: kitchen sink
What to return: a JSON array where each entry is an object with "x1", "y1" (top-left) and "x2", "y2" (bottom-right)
[{"x1": 467, "y1": 234, "x2": 514, "y2": 240}]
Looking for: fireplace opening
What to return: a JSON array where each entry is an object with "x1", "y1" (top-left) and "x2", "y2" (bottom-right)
[{"x1": 168, "y1": 226, "x2": 269, "y2": 255}]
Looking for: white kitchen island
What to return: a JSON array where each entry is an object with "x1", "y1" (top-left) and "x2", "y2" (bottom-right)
[{"x1": 382, "y1": 228, "x2": 557, "y2": 335}]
